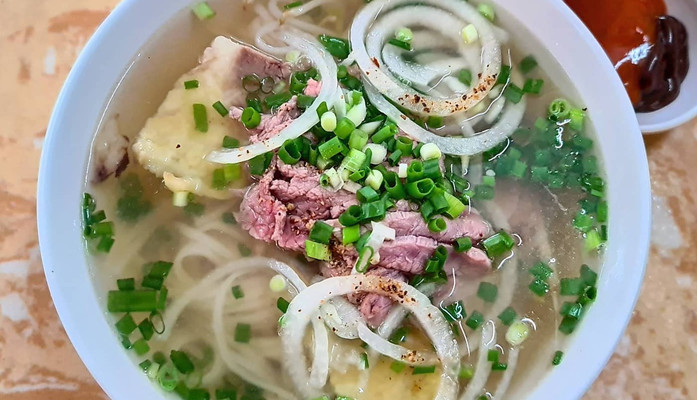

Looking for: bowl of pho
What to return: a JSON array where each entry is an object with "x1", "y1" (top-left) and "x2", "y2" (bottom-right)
[{"x1": 37, "y1": 0, "x2": 651, "y2": 399}]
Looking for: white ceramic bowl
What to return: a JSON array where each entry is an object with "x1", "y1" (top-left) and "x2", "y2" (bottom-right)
[
  {"x1": 37, "y1": 0, "x2": 652, "y2": 399},
  {"x1": 637, "y1": 0, "x2": 697, "y2": 133}
]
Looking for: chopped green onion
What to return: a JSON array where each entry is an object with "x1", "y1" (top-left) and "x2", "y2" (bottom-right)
[
  {"x1": 297, "y1": 94, "x2": 316, "y2": 109},
  {"x1": 390, "y1": 361, "x2": 406, "y2": 373},
  {"x1": 242, "y1": 74, "x2": 262, "y2": 92},
  {"x1": 238, "y1": 244, "x2": 252, "y2": 257},
  {"x1": 107, "y1": 290, "x2": 158, "y2": 313},
  {"x1": 357, "y1": 186, "x2": 379, "y2": 203},
  {"x1": 248, "y1": 152, "x2": 273, "y2": 176},
  {"x1": 309, "y1": 221, "x2": 334, "y2": 245},
  {"x1": 115, "y1": 313, "x2": 137, "y2": 335},
  {"x1": 212, "y1": 101, "x2": 229, "y2": 117},
  {"x1": 318, "y1": 34, "x2": 350, "y2": 60},
  {"x1": 192, "y1": 2, "x2": 216, "y2": 20},
  {"x1": 482, "y1": 231, "x2": 515, "y2": 258},
  {"x1": 505, "y1": 321, "x2": 530, "y2": 346},
  {"x1": 454, "y1": 237, "x2": 472, "y2": 253},
  {"x1": 407, "y1": 161, "x2": 425, "y2": 182},
  {"x1": 413, "y1": 365, "x2": 437, "y2": 375},
  {"x1": 389, "y1": 326, "x2": 409, "y2": 344},
  {"x1": 569, "y1": 108, "x2": 586, "y2": 131},
  {"x1": 184, "y1": 80, "x2": 199, "y2": 89},
  {"x1": 339, "y1": 205, "x2": 363, "y2": 226},
  {"x1": 234, "y1": 323, "x2": 252, "y2": 343},
  {"x1": 222, "y1": 136, "x2": 239, "y2": 149},
  {"x1": 580, "y1": 264, "x2": 598, "y2": 286},
  {"x1": 559, "y1": 316, "x2": 579, "y2": 334},
  {"x1": 406, "y1": 178, "x2": 435, "y2": 199},
  {"x1": 461, "y1": 24, "x2": 479, "y2": 44},
  {"x1": 529, "y1": 261, "x2": 553, "y2": 280},
  {"x1": 116, "y1": 278, "x2": 135, "y2": 291},
  {"x1": 269, "y1": 275, "x2": 287, "y2": 292},
  {"x1": 277, "y1": 297, "x2": 290, "y2": 313},
  {"x1": 384, "y1": 172, "x2": 406, "y2": 200},
  {"x1": 215, "y1": 389, "x2": 237, "y2": 400},
  {"x1": 341, "y1": 149, "x2": 367, "y2": 172},
  {"x1": 360, "y1": 353, "x2": 370, "y2": 370},
  {"x1": 321, "y1": 111, "x2": 337, "y2": 132},
  {"x1": 231, "y1": 285, "x2": 244, "y2": 299},
  {"x1": 264, "y1": 91, "x2": 292, "y2": 110},
  {"x1": 132, "y1": 338, "x2": 150, "y2": 356},
  {"x1": 529, "y1": 278, "x2": 550, "y2": 297},
  {"x1": 497, "y1": 65, "x2": 511, "y2": 85},
  {"x1": 477, "y1": 282, "x2": 498, "y2": 302},
  {"x1": 428, "y1": 217, "x2": 447, "y2": 233},
  {"x1": 342, "y1": 225, "x2": 361, "y2": 245},
  {"x1": 318, "y1": 137, "x2": 345, "y2": 159},
  {"x1": 585, "y1": 229, "x2": 603, "y2": 251},
  {"x1": 459, "y1": 366, "x2": 474, "y2": 380},
  {"x1": 305, "y1": 240, "x2": 331, "y2": 261},
  {"x1": 388, "y1": 38, "x2": 412, "y2": 51},
  {"x1": 487, "y1": 349, "x2": 500, "y2": 363},
  {"x1": 477, "y1": 3, "x2": 496, "y2": 21},
  {"x1": 355, "y1": 246, "x2": 373, "y2": 273},
  {"x1": 503, "y1": 84, "x2": 525, "y2": 104},
  {"x1": 458, "y1": 69, "x2": 473, "y2": 86},
  {"x1": 372, "y1": 124, "x2": 397, "y2": 144},
  {"x1": 170, "y1": 350, "x2": 195, "y2": 374},
  {"x1": 365, "y1": 170, "x2": 384, "y2": 191},
  {"x1": 441, "y1": 300, "x2": 466, "y2": 322},
  {"x1": 549, "y1": 98, "x2": 571, "y2": 121},
  {"x1": 156, "y1": 363, "x2": 179, "y2": 391},
  {"x1": 523, "y1": 78, "x2": 544, "y2": 94},
  {"x1": 278, "y1": 139, "x2": 302, "y2": 165},
  {"x1": 395, "y1": 136, "x2": 413, "y2": 156},
  {"x1": 552, "y1": 350, "x2": 564, "y2": 365},
  {"x1": 360, "y1": 200, "x2": 386, "y2": 221},
  {"x1": 192, "y1": 104, "x2": 208, "y2": 133},
  {"x1": 492, "y1": 362, "x2": 508, "y2": 371},
  {"x1": 240, "y1": 107, "x2": 261, "y2": 129},
  {"x1": 395, "y1": 27, "x2": 414, "y2": 43},
  {"x1": 519, "y1": 55, "x2": 538, "y2": 74},
  {"x1": 560, "y1": 278, "x2": 585, "y2": 296},
  {"x1": 465, "y1": 311, "x2": 484, "y2": 330},
  {"x1": 443, "y1": 192, "x2": 466, "y2": 218},
  {"x1": 420, "y1": 143, "x2": 442, "y2": 160},
  {"x1": 497, "y1": 307, "x2": 517, "y2": 326}
]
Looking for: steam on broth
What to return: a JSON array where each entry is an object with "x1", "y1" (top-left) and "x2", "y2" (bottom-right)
[{"x1": 82, "y1": 1, "x2": 608, "y2": 399}]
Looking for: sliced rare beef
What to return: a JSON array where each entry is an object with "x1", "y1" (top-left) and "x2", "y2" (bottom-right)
[
  {"x1": 238, "y1": 154, "x2": 494, "y2": 326},
  {"x1": 229, "y1": 97, "x2": 301, "y2": 143}
]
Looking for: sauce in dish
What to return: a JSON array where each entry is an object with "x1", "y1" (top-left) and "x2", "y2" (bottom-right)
[
  {"x1": 566, "y1": 0, "x2": 689, "y2": 112},
  {"x1": 81, "y1": 1, "x2": 609, "y2": 399}
]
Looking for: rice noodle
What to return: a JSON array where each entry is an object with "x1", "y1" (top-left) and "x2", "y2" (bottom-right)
[
  {"x1": 460, "y1": 321, "x2": 496, "y2": 400},
  {"x1": 280, "y1": 274, "x2": 460, "y2": 399},
  {"x1": 492, "y1": 347, "x2": 520, "y2": 399},
  {"x1": 350, "y1": 0, "x2": 502, "y2": 116},
  {"x1": 208, "y1": 32, "x2": 339, "y2": 164},
  {"x1": 364, "y1": 81, "x2": 526, "y2": 156}
]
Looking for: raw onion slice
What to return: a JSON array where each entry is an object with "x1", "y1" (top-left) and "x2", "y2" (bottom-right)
[
  {"x1": 208, "y1": 31, "x2": 339, "y2": 164},
  {"x1": 280, "y1": 274, "x2": 460, "y2": 399},
  {"x1": 350, "y1": 0, "x2": 501, "y2": 116},
  {"x1": 357, "y1": 323, "x2": 437, "y2": 366},
  {"x1": 364, "y1": 81, "x2": 525, "y2": 156}
]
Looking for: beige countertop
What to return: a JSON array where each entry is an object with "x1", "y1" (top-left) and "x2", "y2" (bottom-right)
[{"x1": 0, "y1": 1, "x2": 695, "y2": 399}]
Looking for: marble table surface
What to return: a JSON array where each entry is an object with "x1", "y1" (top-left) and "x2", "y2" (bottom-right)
[{"x1": 0, "y1": 1, "x2": 695, "y2": 399}]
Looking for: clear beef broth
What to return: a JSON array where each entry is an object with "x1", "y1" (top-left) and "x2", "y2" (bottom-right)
[{"x1": 85, "y1": 1, "x2": 605, "y2": 399}]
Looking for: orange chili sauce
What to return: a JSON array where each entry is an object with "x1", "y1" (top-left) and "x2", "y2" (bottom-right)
[{"x1": 565, "y1": 0, "x2": 667, "y2": 105}]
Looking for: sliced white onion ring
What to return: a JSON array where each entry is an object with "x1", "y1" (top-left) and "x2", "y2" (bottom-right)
[
  {"x1": 350, "y1": 0, "x2": 502, "y2": 116},
  {"x1": 280, "y1": 275, "x2": 460, "y2": 399},
  {"x1": 364, "y1": 81, "x2": 525, "y2": 156},
  {"x1": 357, "y1": 322, "x2": 437, "y2": 366},
  {"x1": 208, "y1": 31, "x2": 339, "y2": 164}
]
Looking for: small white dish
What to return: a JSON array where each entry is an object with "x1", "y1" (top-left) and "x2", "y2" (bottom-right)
[
  {"x1": 37, "y1": 0, "x2": 652, "y2": 399},
  {"x1": 638, "y1": 0, "x2": 697, "y2": 133}
]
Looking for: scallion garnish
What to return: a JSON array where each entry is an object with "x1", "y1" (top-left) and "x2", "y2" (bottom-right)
[
  {"x1": 552, "y1": 350, "x2": 564, "y2": 365},
  {"x1": 234, "y1": 323, "x2": 252, "y2": 343},
  {"x1": 305, "y1": 240, "x2": 331, "y2": 261},
  {"x1": 497, "y1": 307, "x2": 517, "y2": 326},
  {"x1": 184, "y1": 80, "x2": 199, "y2": 89},
  {"x1": 477, "y1": 282, "x2": 498, "y2": 302},
  {"x1": 192, "y1": 1, "x2": 216, "y2": 20},
  {"x1": 192, "y1": 104, "x2": 208, "y2": 132},
  {"x1": 212, "y1": 101, "x2": 229, "y2": 117},
  {"x1": 465, "y1": 311, "x2": 484, "y2": 330},
  {"x1": 412, "y1": 365, "x2": 437, "y2": 375},
  {"x1": 309, "y1": 221, "x2": 333, "y2": 245},
  {"x1": 231, "y1": 285, "x2": 244, "y2": 299}
]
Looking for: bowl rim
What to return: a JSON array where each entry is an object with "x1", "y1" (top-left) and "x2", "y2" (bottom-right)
[{"x1": 37, "y1": 0, "x2": 651, "y2": 399}]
